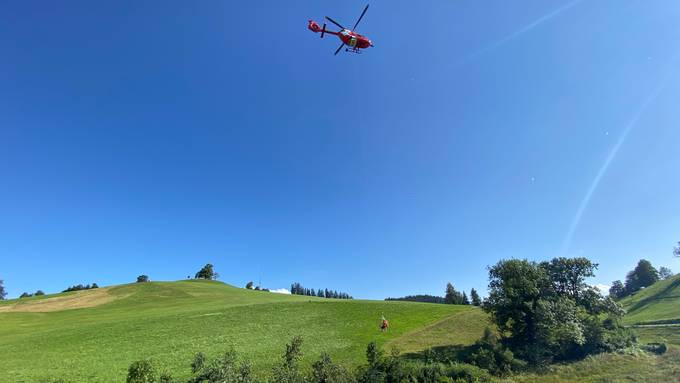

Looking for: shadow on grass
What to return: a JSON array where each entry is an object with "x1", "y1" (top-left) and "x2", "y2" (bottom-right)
[{"x1": 628, "y1": 278, "x2": 680, "y2": 313}]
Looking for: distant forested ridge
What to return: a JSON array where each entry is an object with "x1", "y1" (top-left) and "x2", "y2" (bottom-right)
[{"x1": 385, "y1": 294, "x2": 446, "y2": 304}]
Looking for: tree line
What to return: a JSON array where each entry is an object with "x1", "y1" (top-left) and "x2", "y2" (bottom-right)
[
  {"x1": 386, "y1": 285, "x2": 482, "y2": 306},
  {"x1": 63, "y1": 283, "x2": 99, "y2": 293},
  {"x1": 289, "y1": 282, "x2": 352, "y2": 299},
  {"x1": 385, "y1": 294, "x2": 446, "y2": 304},
  {"x1": 608, "y1": 259, "x2": 674, "y2": 300}
]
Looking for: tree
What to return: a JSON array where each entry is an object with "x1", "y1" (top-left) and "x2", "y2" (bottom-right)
[
  {"x1": 541, "y1": 257, "x2": 597, "y2": 302},
  {"x1": 91, "y1": 283, "x2": 99, "y2": 289},
  {"x1": 317, "y1": 289, "x2": 324, "y2": 298},
  {"x1": 20, "y1": 292, "x2": 32, "y2": 298},
  {"x1": 136, "y1": 275, "x2": 149, "y2": 283},
  {"x1": 470, "y1": 288, "x2": 482, "y2": 306},
  {"x1": 445, "y1": 282, "x2": 463, "y2": 304},
  {"x1": 462, "y1": 291, "x2": 470, "y2": 305},
  {"x1": 35, "y1": 290, "x2": 45, "y2": 296},
  {"x1": 0, "y1": 280, "x2": 6, "y2": 300},
  {"x1": 194, "y1": 263, "x2": 218, "y2": 280},
  {"x1": 625, "y1": 259, "x2": 659, "y2": 294},
  {"x1": 246, "y1": 281, "x2": 254, "y2": 289},
  {"x1": 609, "y1": 280, "x2": 626, "y2": 299},
  {"x1": 659, "y1": 267, "x2": 674, "y2": 280},
  {"x1": 674, "y1": 241, "x2": 680, "y2": 257},
  {"x1": 485, "y1": 258, "x2": 631, "y2": 365},
  {"x1": 271, "y1": 336, "x2": 305, "y2": 383}
]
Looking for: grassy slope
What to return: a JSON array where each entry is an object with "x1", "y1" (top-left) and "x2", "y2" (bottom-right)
[
  {"x1": 619, "y1": 274, "x2": 680, "y2": 325},
  {"x1": 0, "y1": 280, "x2": 483, "y2": 382}
]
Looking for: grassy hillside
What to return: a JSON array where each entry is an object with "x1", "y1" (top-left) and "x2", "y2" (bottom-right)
[
  {"x1": 619, "y1": 274, "x2": 680, "y2": 325},
  {"x1": 0, "y1": 280, "x2": 486, "y2": 382}
]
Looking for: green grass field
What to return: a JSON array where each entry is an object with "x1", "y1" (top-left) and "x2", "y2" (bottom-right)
[
  {"x1": 0, "y1": 280, "x2": 487, "y2": 382},
  {"x1": 2, "y1": 276, "x2": 679, "y2": 382},
  {"x1": 619, "y1": 274, "x2": 680, "y2": 325}
]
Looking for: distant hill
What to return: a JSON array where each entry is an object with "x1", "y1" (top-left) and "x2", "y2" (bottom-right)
[
  {"x1": 620, "y1": 274, "x2": 680, "y2": 325},
  {"x1": 0, "y1": 280, "x2": 487, "y2": 382}
]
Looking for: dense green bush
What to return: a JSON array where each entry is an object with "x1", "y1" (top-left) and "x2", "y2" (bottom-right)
[
  {"x1": 126, "y1": 360, "x2": 156, "y2": 383},
  {"x1": 311, "y1": 353, "x2": 355, "y2": 383},
  {"x1": 485, "y1": 257, "x2": 635, "y2": 365},
  {"x1": 641, "y1": 342, "x2": 667, "y2": 355},
  {"x1": 189, "y1": 350, "x2": 253, "y2": 383}
]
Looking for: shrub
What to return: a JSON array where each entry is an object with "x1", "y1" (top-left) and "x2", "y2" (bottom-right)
[
  {"x1": 462, "y1": 328, "x2": 525, "y2": 376},
  {"x1": 137, "y1": 275, "x2": 150, "y2": 283},
  {"x1": 272, "y1": 336, "x2": 305, "y2": 383},
  {"x1": 311, "y1": 353, "x2": 355, "y2": 383},
  {"x1": 20, "y1": 292, "x2": 32, "y2": 298},
  {"x1": 126, "y1": 360, "x2": 156, "y2": 383},
  {"x1": 35, "y1": 290, "x2": 45, "y2": 296},
  {"x1": 190, "y1": 350, "x2": 252, "y2": 383},
  {"x1": 191, "y1": 352, "x2": 206, "y2": 373},
  {"x1": 641, "y1": 343, "x2": 667, "y2": 355},
  {"x1": 444, "y1": 363, "x2": 493, "y2": 383}
]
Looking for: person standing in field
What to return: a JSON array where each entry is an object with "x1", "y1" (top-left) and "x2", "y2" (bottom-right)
[{"x1": 380, "y1": 315, "x2": 389, "y2": 332}]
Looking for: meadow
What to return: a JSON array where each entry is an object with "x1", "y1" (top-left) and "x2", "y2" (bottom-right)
[
  {"x1": 0, "y1": 280, "x2": 486, "y2": 382},
  {"x1": 1, "y1": 276, "x2": 679, "y2": 382}
]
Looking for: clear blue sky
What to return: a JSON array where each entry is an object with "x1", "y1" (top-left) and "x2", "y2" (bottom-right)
[{"x1": 1, "y1": 1, "x2": 679, "y2": 299}]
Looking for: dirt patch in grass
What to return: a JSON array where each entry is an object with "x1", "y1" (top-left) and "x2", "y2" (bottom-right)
[{"x1": 0, "y1": 288, "x2": 126, "y2": 313}]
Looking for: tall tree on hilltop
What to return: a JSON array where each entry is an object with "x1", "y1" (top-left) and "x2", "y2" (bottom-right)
[
  {"x1": 625, "y1": 259, "x2": 659, "y2": 294},
  {"x1": 659, "y1": 267, "x2": 674, "y2": 280},
  {"x1": 0, "y1": 280, "x2": 6, "y2": 300},
  {"x1": 194, "y1": 264, "x2": 218, "y2": 280},
  {"x1": 470, "y1": 288, "x2": 482, "y2": 306}
]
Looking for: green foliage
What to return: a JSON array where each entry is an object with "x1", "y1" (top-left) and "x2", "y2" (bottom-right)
[
  {"x1": 137, "y1": 275, "x2": 150, "y2": 283},
  {"x1": 659, "y1": 266, "x2": 673, "y2": 280},
  {"x1": 195, "y1": 264, "x2": 218, "y2": 280},
  {"x1": 311, "y1": 353, "x2": 355, "y2": 383},
  {"x1": 191, "y1": 352, "x2": 206, "y2": 374},
  {"x1": 62, "y1": 283, "x2": 98, "y2": 293},
  {"x1": 469, "y1": 289, "x2": 481, "y2": 307},
  {"x1": 485, "y1": 257, "x2": 631, "y2": 365},
  {"x1": 20, "y1": 292, "x2": 32, "y2": 298},
  {"x1": 674, "y1": 241, "x2": 680, "y2": 257},
  {"x1": 445, "y1": 283, "x2": 464, "y2": 305},
  {"x1": 609, "y1": 280, "x2": 626, "y2": 300},
  {"x1": 385, "y1": 295, "x2": 446, "y2": 304},
  {"x1": 245, "y1": 281, "x2": 254, "y2": 289},
  {"x1": 126, "y1": 360, "x2": 156, "y2": 383},
  {"x1": 641, "y1": 342, "x2": 667, "y2": 355},
  {"x1": 461, "y1": 328, "x2": 525, "y2": 376},
  {"x1": 189, "y1": 350, "x2": 252, "y2": 383},
  {"x1": 271, "y1": 336, "x2": 306, "y2": 383},
  {"x1": 35, "y1": 290, "x2": 45, "y2": 296},
  {"x1": 0, "y1": 279, "x2": 5, "y2": 300},
  {"x1": 625, "y1": 259, "x2": 659, "y2": 294}
]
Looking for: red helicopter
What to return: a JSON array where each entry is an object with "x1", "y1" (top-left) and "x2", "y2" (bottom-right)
[{"x1": 308, "y1": 4, "x2": 373, "y2": 55}]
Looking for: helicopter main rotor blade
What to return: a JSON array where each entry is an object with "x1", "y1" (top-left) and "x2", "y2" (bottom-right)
[
  {"x1": 334, "y1": 42, "x2": 345, "y2": 55},
  {"x1": 325, "y1": 16, "x2": 346, "y2": 30},
  {"x1": 352, "y1": 4, "x2": 369, "y2": 31}
]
